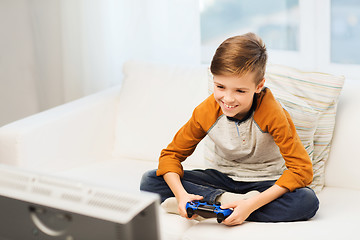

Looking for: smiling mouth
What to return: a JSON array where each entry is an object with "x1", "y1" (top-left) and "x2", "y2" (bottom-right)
[{"x1": 223, "y1": 102, "x2": 238, "y2": 109}]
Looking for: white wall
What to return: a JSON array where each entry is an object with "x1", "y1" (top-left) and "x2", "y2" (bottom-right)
[
  {"x1": 0, "y1": 0, "x2": 40, "y2": 126},
  {"x1": 0, "y1": 0, "x2": 201, "y2": 127}
]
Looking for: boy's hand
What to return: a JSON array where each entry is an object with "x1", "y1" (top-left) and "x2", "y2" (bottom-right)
[
  {"x1": 177, "y1": 193, "x2": 203, "y2": 219},
  {"x1": 162, "y1": 172, "x2": 203, "y2": 219},
  {"x1": 221, "y1": 185, "x2": 288, "y2": 226},
  {"x1": 220, "y1": 199, "x2": 254, "y2": 226}
]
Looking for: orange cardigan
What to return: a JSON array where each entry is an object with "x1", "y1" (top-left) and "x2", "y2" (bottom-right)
[{"x1": 157, "y1": 88, "x2": 313, "y2": 192}]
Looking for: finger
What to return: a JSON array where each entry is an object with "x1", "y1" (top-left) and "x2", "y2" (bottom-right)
[
  {"x1": 221, "y1": 209, "x2": 239, "y2": 225},
  {"x1": 222, "y1": 217, "x2": 240, "y2": 226},
  {"x1": 223, "y1": 212, "x2": 246, "y2": 226},
  {"x1": 188, "y1": 214, "x2": 199, "y2": 220},
  {"x1": 220, "y1": 202, "x2": 236, "y2": 209},
  {"x1": 178, "y1": 205, "x2": 187, "y2": 218},
  {"x1": 194, "y1": 195, "x2": 204, "y2": 200},
  {"x1": 222, "y1": 214, "x2": 235, "y2": 225},
  {"x1": 189, "y1": 194, "x2": 203, "y2": 201},
  {"x1": 180, "y1": 209, "x2": 188, "y2": 218},
  {"x1": 222, "y1": 219, "x2": 232, "y2": 226}
]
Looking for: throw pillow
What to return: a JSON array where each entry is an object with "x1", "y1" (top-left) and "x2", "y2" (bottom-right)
[
  {"x1": 208, "y1": 65, "x2": 344, "y2": 192},
  {"x1": 265, "y1": 64, "x2": 345, "y2": 192}
]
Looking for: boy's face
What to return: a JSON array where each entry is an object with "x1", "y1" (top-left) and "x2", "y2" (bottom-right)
[{"x1": 213, "y1": 72, "x2": 265, "y2": 120}]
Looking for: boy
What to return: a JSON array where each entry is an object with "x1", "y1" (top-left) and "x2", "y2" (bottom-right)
[{"x1": 140, "y1": 32, "x2": 319, "y2": 226}]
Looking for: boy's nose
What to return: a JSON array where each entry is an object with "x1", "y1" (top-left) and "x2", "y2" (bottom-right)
[{"x1": 223, "y1": 92, "x2": 235, "y2": 103}]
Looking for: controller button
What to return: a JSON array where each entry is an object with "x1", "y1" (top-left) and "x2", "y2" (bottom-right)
[
  {"x1": 217, "y1": 213, "x2": 225, "y2": 223},
  {"x1": 187, "y1": 208, "x2": 194, "y2": 218}
]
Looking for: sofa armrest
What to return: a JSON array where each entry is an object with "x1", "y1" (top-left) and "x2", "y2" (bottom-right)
[{"x1": 0, "y1": 86, "x2": 121, "y2": 172}]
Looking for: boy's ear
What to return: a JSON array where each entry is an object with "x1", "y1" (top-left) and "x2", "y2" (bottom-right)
[{"x1": 255, "y1": 78, "x2": 265, "y2": 93}]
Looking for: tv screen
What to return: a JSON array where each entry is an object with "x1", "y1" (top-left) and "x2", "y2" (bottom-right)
[{"x1": 0, "y1": 164, "x2": 160, "y2": 240}]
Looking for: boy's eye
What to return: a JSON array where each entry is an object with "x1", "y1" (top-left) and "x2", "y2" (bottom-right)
[
  {"x1": 237, "y1": 90, "x2": 246, "y2": 93},
  {"x1": 216, "y1": 85, "x2": 224, "y2": 89}
]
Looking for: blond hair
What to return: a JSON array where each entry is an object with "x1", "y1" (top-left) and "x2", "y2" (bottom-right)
[{"x1": 210, "y1": 32, "x2": 267, "y2": 85}]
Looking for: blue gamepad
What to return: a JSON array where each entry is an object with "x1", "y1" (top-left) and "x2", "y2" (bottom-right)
[{"x1": 186, "y1": 200, "x2": 233, "y2": 223}]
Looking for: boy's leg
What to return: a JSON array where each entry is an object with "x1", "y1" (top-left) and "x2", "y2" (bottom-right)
[
  {"x1": 139, "y1": 169, "x2": 174, "y2": 202},
  {"x1": 140, "y1": 169, "x2": 261, "y2": 217},
  {"x1": 141, "y1": 170, "x2": 319, "y2": 221},
  {"x1": 140, "y1": 169, "x2": 234, "y2": 203},
  {"x1": 247, "y1": 186, "x2": 319, "y2": 222}
]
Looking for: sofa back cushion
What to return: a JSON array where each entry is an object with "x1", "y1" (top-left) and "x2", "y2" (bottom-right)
[
  {"x1": 112, "y1": 61, "x2": 208, "y2": 166},
  {"x1": 325, "y1": 80, "x2": 360, "y2": 190}
]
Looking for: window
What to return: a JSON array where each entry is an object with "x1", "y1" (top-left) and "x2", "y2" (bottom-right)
[
  {"x1": 331, "y1": 0, "x2": 360, "y2": 65},
  {"x1": 200, "y1": 0, "x2": 360, "y2": 80},
  {"x1": 201, "y1": 0, "x2": 299, "y2": 51}
]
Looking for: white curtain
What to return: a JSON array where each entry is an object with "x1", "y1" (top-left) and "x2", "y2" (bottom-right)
[{"x1": 0, "y1": 0, "x2": 200, "y2": 126}]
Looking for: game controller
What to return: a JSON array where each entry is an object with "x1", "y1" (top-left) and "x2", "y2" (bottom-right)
[{"x1": 186, "y1": 200, "x2": 233, "y2": 223}]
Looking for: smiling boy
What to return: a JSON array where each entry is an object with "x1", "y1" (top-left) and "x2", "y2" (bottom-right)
[{"x1": 140, "y1": 33, "x2": 319, "y2": 226}]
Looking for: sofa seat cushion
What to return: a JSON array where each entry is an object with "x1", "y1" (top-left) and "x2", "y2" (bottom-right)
[
  {"x1": 56, "y1": 156, "x2": 205, "y2": 190},
  {"x1": 55, "y1": 157, "x2": 159, "y2": 192},
  {"x1": 181, "y1": 186, "x2": 358, "y2": 240},
  {"x1": 159, "y1": 208, "x2": 198, "y2": 240}
]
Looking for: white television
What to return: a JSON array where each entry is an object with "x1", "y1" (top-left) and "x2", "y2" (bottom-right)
[{"x1": 0, "y1": 164, "x2": 160, "y2": 240}]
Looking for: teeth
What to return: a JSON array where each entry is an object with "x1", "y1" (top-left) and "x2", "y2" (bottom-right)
[{"x1": 224, "y1": 103, "x2": 236, "y2": 109}]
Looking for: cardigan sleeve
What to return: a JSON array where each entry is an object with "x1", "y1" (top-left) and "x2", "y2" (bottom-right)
[
  {"x1": 156, "y1": 94, "x2": 222, "y2": 177},
  {"x1": 254, "y1": 88, "x2": 313, "y2": 191}
]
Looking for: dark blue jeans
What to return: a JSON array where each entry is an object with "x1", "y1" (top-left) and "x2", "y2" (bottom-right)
[{"x1": 140, "y1": 169, "x2": 319, "y2": 222}]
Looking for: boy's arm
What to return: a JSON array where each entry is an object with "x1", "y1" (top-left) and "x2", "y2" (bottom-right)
[
  {"x1": 157, "y1": 95, "x2": 221, "y2": 218},
  {"x1": 163, "y1": 172, "x2": 203, "y2": 218},
  {"x1": 272, "y1": 108, "x2": 313, "y2": 191},
  {"x1": 221, "y1": 184, "x2": 288, "y2": 226},
  {"x1": 157, "y1": 95, "x2": 221, "y2": 178},
  {"x1": 158, "y1": 113, "x2": 207, "y2": 219},
  {"x1": 255, "y1": 89, "x2": 313, "y2": 191},
  {"x1": 156, "y1": 112, "x2": 206, "y2": 178}
]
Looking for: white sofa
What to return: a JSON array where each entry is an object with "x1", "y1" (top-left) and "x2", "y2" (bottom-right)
[{"x1": 1, "y1": 61, "x2": 360, "y2": 240}]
